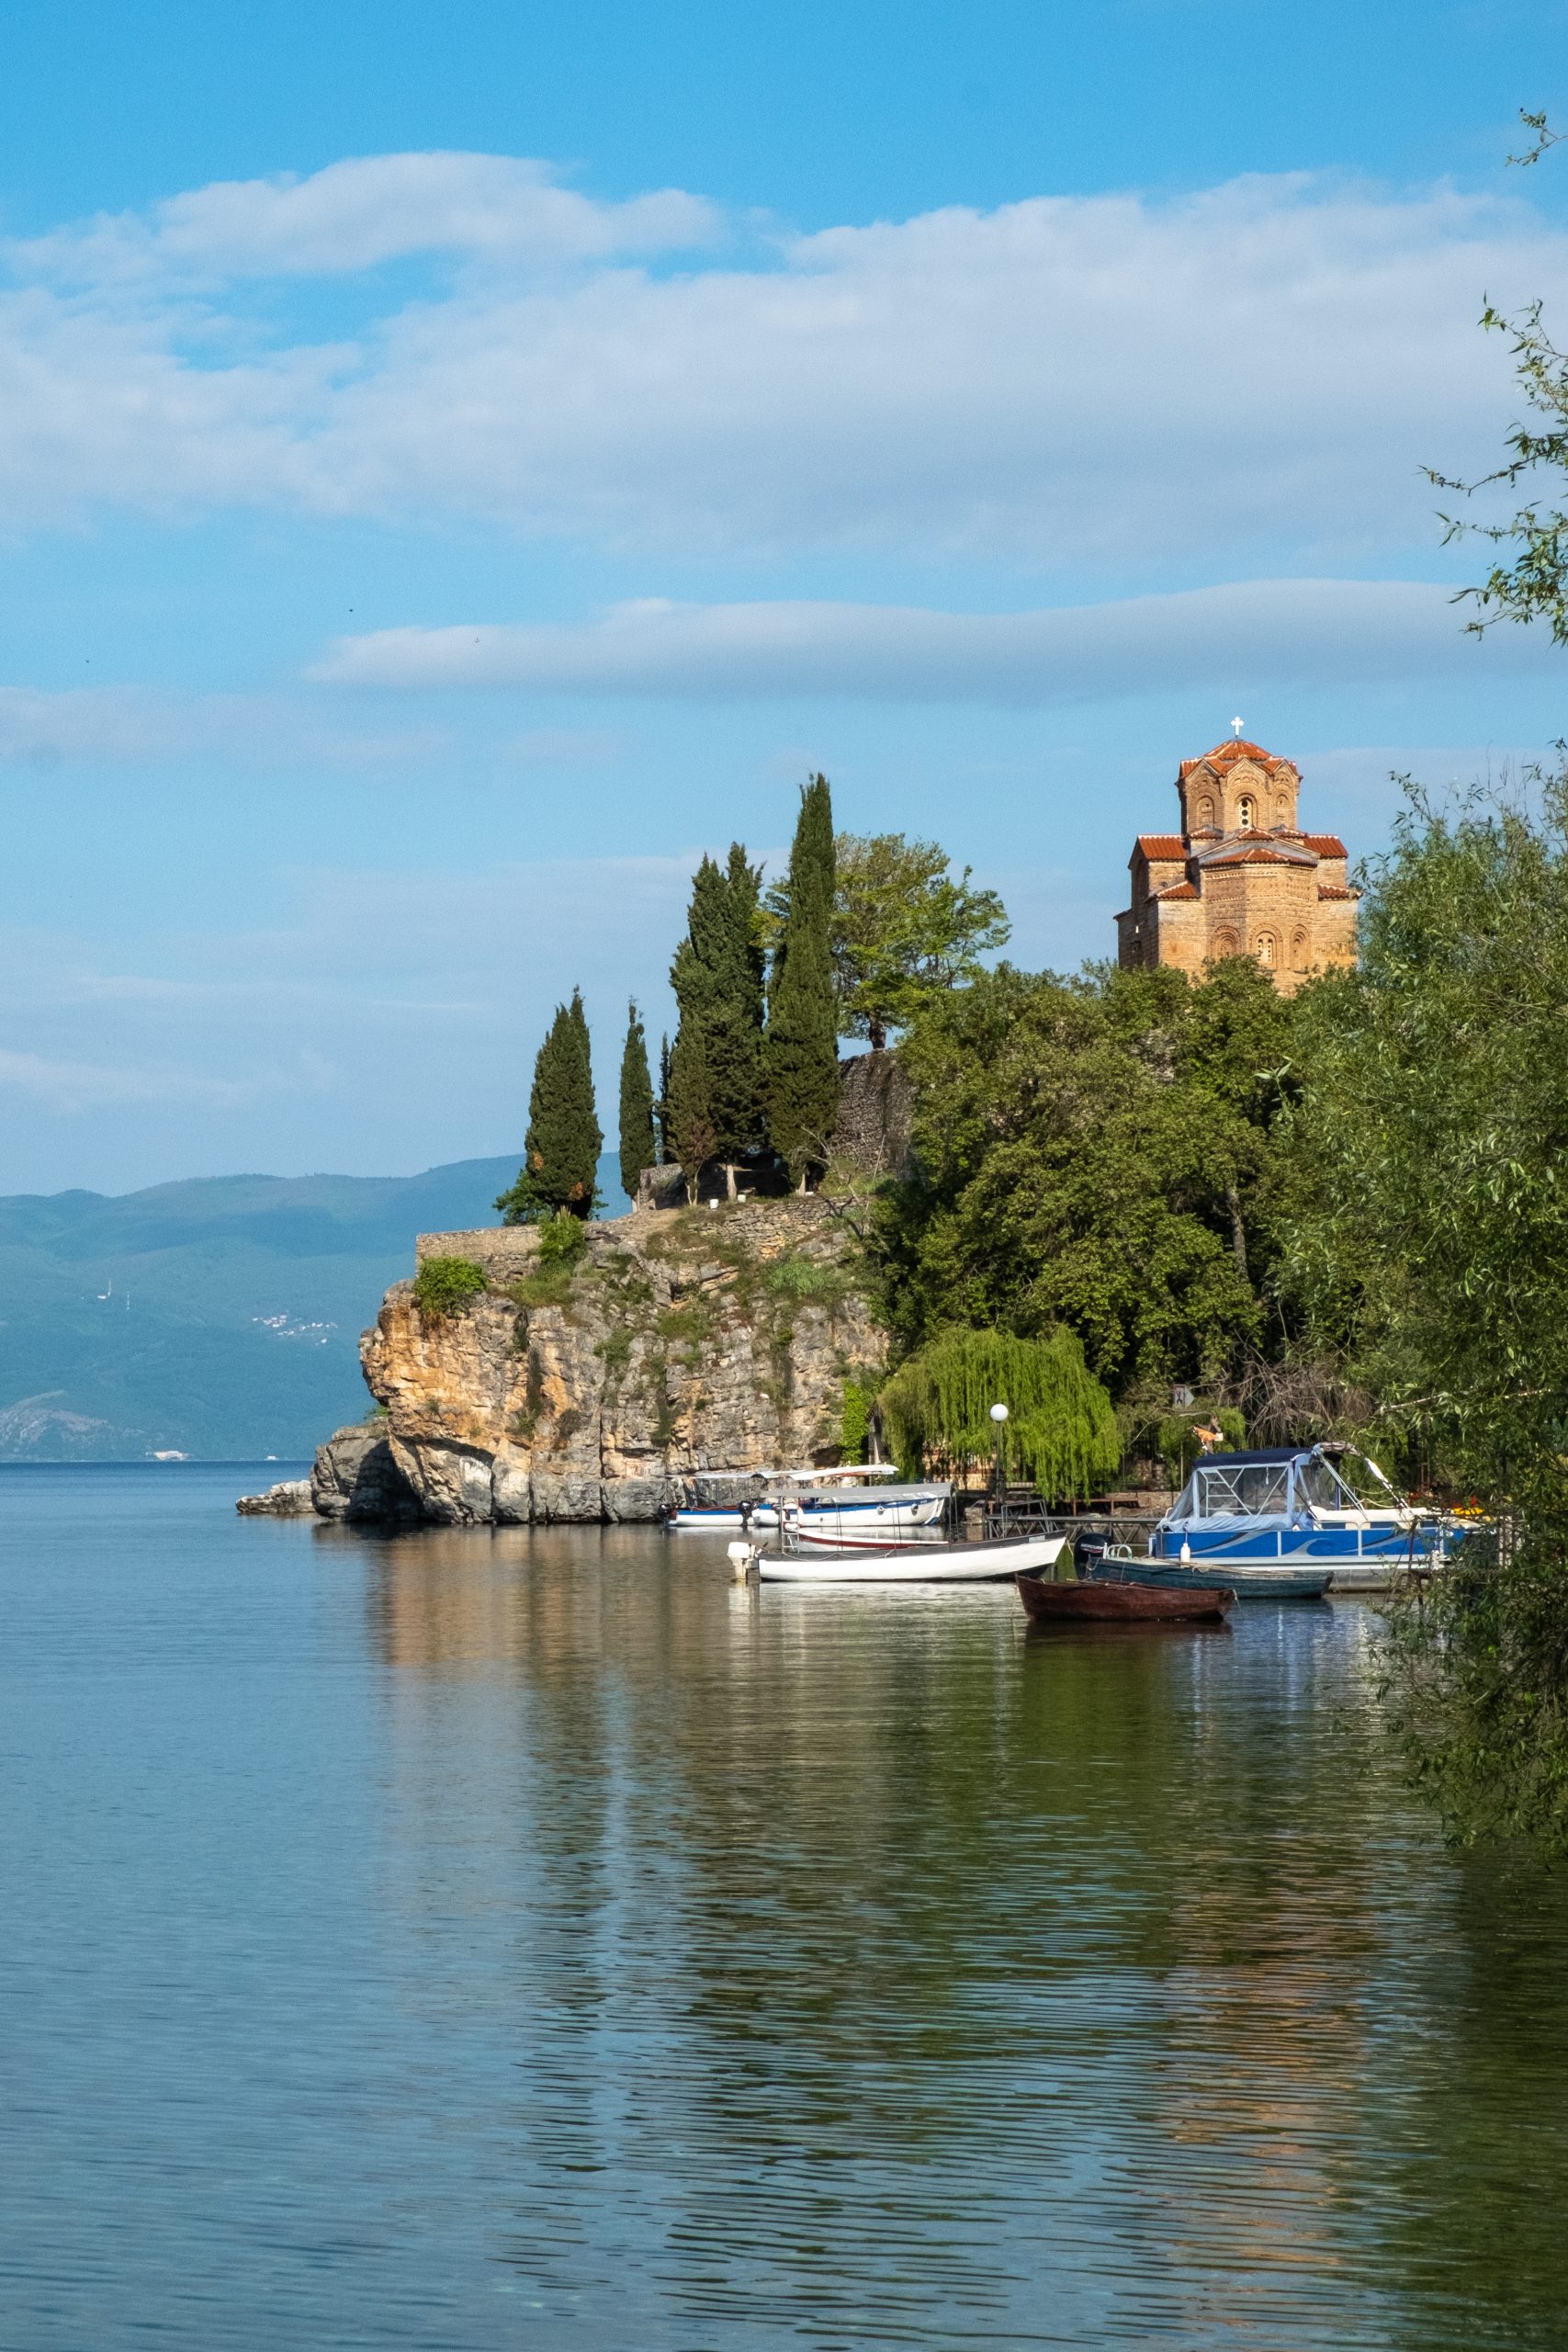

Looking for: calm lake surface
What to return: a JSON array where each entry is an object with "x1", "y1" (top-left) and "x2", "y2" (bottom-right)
[{"x1": 4, "y1": 1464, "x2": 1567, "y2": 2351}]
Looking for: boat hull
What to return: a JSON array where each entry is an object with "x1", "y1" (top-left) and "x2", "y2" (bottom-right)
[
  {"x1": 1016, "y1": 1571, "x2": 1232, "y2": 1624},
  {"x1": 757, "y1": 1535, "x2": 1065, "y2": 1584},
  {"x1": 671, "y1": 1487, "x2": 950, "y2": 1533},
  {"x1": 1097, "y1": 1560, "x2": 1329, "y2": 1600}
]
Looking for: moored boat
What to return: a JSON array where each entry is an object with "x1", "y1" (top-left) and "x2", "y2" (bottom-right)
[
  {"x1": 1016, "y1": 1570, "x2": 1233, "y2": 1624},
  {"x1": 669, "y1": 1465, "x2": 951, "y2": 1532},
  {"x1": 1134, "y1": 1442, "x2": 1457, "y2": 1593},
  {"x1": 1093, "y1": 1555, "x2": 1328, "y2": 1601},
  {"x1": 751, "y1": 1532, "x2": 1065, "y2": 1584}
]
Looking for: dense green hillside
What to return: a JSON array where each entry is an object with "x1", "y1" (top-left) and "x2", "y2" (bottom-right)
[{"x1": 0, "y1": 1152, "x2": 630, "y2": 1461}]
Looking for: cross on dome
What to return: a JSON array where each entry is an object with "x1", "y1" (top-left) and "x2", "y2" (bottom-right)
[{"x1": 1231, "y1": 716, "x2": 1245, "y2": 738}]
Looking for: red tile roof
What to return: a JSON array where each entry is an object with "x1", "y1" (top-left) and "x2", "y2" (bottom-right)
[
  {"x1": 1152, "y1": 881, "x2": 1199, "y2": 901},
  {"x1": 1136, "y1": 833, "x2": 1188, "y2": 860},
  {"x1": 1302, "y1": 832, "x2": 1348, "y2": 857},
  {"x1": 1179, "y1": 739, "x2": 1297, "y2": 776},
  {"x1": 1316, "y1": 884, "x2": 1359, "y2": 900}
]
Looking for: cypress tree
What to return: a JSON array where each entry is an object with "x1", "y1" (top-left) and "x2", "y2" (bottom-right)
[
  {"x1": 657, "y1": 1033, "x2": 672, "y2": 1164},
  {"x1": 669, "y1": 845, "x2": 766, "y2": 1194},
  {"x1": 766, "y1": 775, "x2": 840, "y2": 1186},
  {"x1": 495, "y1": 987, "x2": 603, "y2": 1223},
  {"x1": 617, "y1": 1000, "x2": 656, "y2": 1204},
  {"x1": 666, "y1": 1010, "x2": 716, "y2": 1203}
]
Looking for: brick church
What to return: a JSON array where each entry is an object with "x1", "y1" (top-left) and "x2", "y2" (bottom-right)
[{"x1": 1115, "y1": 738, "x2": 1359, "y2": 995}]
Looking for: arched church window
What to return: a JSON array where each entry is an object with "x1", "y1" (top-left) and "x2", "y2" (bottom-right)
[
  {"x1": 1237, "y1": 796, "x2": 1256, "y2": 830},
  {"x1": 1256, "y1": 932, "x2": 1277, "y2": 968},
  {"x1": 1276, "y1": 796, "x2": 1290, "y2": 826},
  {"x1": 1292, "y1": 929, "x2": 1309, "y2": 971},
  {"x1": 1212, "y1": 928, "x2": 1240, "y2": 958},
  {"x1": 1195, "y1": 795, "x2": 1214, "y2": 829}
]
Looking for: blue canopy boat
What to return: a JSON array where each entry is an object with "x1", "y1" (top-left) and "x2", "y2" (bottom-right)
[{"x1": 1111, "y1": 1442, "x2": 1455, "y2": 1595}]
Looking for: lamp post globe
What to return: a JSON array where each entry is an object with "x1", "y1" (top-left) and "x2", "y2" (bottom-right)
[{"x1": 988, "y1": 1402, "x2": 1010, "y2": 1506}]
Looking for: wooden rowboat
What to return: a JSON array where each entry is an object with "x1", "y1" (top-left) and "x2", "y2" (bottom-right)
[{"x1": 1015, "y1": 1569, "x2": 1234, "y2": 1625}]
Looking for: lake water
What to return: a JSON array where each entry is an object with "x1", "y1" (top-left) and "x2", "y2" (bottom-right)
[{"x1": 3, "y1": 1464, "x2": 1567, "y2": 2350}]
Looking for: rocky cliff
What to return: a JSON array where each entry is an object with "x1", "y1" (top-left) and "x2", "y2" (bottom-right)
[{"x1": 321, "y1": 1196, "x2": 884, "y2": 1525}]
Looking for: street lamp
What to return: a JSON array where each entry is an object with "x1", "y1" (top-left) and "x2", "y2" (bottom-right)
[{"x1": 989, "y1": 1402, "x2": 1010, "y2": 1503}]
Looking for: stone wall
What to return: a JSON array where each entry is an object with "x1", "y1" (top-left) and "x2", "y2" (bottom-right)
[{"x1": 337, "y1": 1195, "x2": 884, "y2": 1525}]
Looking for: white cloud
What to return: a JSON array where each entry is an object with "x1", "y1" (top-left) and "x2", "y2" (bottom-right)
[
  {"x1": 0, "y1": 684, "x2": 446, "y2": 768},
  {"x1": 0, "y1": 164, "x2": 1562, "y2": 561},
  {"x1": 312, "y1": 578, "x2": 1547, "y2": 703},
  {"x1": 0, "y1": 1045, "x2": 267, "y2": 1114},
  {"x1": 18, "y1": 153, "x2": 720, "y2": 283}
]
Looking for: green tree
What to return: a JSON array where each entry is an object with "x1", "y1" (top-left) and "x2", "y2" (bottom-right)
[
  {"x1": 657, "y1": 1033, "x2": 672, "y2": 1164},
  {"x1": 617, "y1": 999, "x2": 656, "y2": 1204},
  {"x1": 496, "y1": 988, "x2": 602, "y2": 1223},
  {"x1": 831, "y1": 832, "x2": 1010, "y2": 1048},
  {"x1": 1280, "y1": 773, "x2": 1568, "y2": 1847},
  {"x1": 1430, "y1": 112, "x2": 1568, "y2": 639},
  {"x1": 879, "y1": 1327, "x2": 1122, "y2": 1502},
  {"x1": 875, "y1": 958, "x2": 1290, "y2": 1395},
  {"x1": 665, "y1": 1011, "x2": 716, "y2": 1203},
  {"x1": 668, "y1": 845, "x2": 766, "y2": 1194},
  {"x1": 766, "y1": 775, "x2": 840, "y2": 1186}
]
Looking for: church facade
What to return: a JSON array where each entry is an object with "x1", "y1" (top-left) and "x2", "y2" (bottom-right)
[{"x1": 1115, "y1": 739, "x2": 1359, "y2": 995}]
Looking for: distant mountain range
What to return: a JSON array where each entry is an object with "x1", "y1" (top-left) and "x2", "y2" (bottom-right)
[{"x1": 0, "y1": 1152, "x2": 630, "y2": 1461}]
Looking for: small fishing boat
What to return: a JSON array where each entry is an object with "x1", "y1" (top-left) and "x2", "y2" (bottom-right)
[
  {"x1": 748, "y1": 1532, "x2": 1066, "y2": 1585},
  {"x1": 1015, "y1": 1570, "x2": 1233, "y2": 1624}
]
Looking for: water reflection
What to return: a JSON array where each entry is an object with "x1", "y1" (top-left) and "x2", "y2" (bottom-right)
[{"x1": 344, "y1": 1523, "x2": 1568, "y2": 2349}]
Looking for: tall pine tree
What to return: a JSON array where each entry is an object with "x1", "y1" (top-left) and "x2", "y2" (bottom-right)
[
  {"x1": 496, "y1": 988, "x2": 603, "y2": 1223},
  {"x1": 617, "y1": 1000, "x2": 656, "y2": 1204},
  {"x1": 766, "y1": 775, "x2": 840, "y2": 1187}
]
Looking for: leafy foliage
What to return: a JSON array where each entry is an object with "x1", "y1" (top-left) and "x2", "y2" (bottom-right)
[
  {"x1": 412, "y1": 1255, "x2": 489, "y2": 1319},
  {"x1": 1278, "y1": 775, "x2": 1568, "y2": 1849},
  {"x1": 766, "y1": 775, "x2": 840, "y2": 1184},
  {"x1": 617, "y1": 1000, "x2": 657, "y2": 1202},
  {"x1": 839, "y1": 1377, "x2": 874, "y2": 1463},
  {"x1": 536, "y1": 1209, "x2": 589, "y2": 1268},
  {"x1": 497, "y1": 989, "x2": 602, "y2": 1224},
  {"x1": 876, "y1": 957, "x2": 1293, "y2": 1395},
  {"x1": 879, "y1": 1327, "x2": 1121, "y2": 1501},
  {"x1": 830, "y1": 831, "x2": 1010, "y2": 1049}
]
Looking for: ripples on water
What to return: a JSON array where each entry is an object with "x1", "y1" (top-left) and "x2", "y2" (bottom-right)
[{"x1": 3, "y1": 1466, "x2": 1567, "y2": 2350}]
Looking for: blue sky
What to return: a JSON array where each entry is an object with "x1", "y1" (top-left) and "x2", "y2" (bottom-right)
[{"x1": 4, "y1": 0, "x2": 1568, "y2": 1193}]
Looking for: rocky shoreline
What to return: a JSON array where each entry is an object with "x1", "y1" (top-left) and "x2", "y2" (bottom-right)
[{"x1": 241, "y1": 1194, "x2": 884, "y2": 1528}]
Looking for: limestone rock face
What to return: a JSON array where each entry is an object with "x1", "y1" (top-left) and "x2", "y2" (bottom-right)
[
  {"x1": 310, "y1": 1423, "x2": 423, "y2": 1523},
  {"x1": 353, "y1": 1197, "x2": 884, "y2": 1525}
]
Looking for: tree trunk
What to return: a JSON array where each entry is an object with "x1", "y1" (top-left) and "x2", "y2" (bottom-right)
[
  {"x1": 1225, "y1": 1182, "x2": 1249, "y2": 1279},
  {"x1": 869, "y1": 1012, "x2": 886, "y2": 1051}
]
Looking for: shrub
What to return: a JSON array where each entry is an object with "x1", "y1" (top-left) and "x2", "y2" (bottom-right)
[
  {"x1": 536, "y1": 1210, "x2": 589, "y2": 1267},
  {"x1": 840, "y1": 1378, "x2": 873, "y2": 1461},
  {"x1": 412, "y1": 1256, "x2": 488, "y2": 1319}
]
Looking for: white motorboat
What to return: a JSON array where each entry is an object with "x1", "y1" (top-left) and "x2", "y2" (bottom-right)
[
  {"x1": 670, "y1": 1465, "x2": 950, "y2": 1533},
  {"x1": 744, "y1": 1532, "x2": 1066, "y2": 1584}
]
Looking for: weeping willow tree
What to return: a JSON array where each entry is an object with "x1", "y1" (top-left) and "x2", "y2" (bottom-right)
[{"x1": 879, "y1": 1328, "x2": 1121, "y2": 1500}]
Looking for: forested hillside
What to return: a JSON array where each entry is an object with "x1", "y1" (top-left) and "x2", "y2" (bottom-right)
[{"x1": 0, "y1": 1154, "x2": 626, "y2": 1460}]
